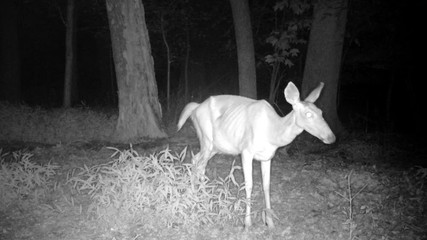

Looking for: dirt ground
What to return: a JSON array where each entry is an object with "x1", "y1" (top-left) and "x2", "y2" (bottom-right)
[{"x1": 0, "y1": 134, "x2": 426, "y2": 240}]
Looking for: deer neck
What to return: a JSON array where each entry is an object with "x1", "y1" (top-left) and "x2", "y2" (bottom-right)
[{"x1": 272, "y1": 110, "x2": 303, "y2": 147}]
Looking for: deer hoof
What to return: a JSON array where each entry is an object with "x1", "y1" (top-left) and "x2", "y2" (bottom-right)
[{"x1": 263, "y1": 209, "x2": 275, "y2": 229}]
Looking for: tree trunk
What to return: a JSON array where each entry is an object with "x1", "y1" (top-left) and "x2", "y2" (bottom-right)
[
  {"x1": 302, "y1": 0, "x2": 347, "y2": 136},
  {"x1": 184, "y1": 20, "x2": 190, "y2": 102},
  {"x1": 160, "y1": 13, "x2": 171, "y2": 111},
  {"x1": 229, "y1": 0, "x2": 257, "y2": 99},
  {"x1": 0, "y1": 0, "x2": 21, "y2": 103},
  {"x1": 106, "y1": 0, "x2": 167, "y2": 142},
  {"x1": 63, "y1": 0, "x2": 76, "y2": 108},
  {"x1": 268, "y1": 62, "x2": 281, "y2": 103}
]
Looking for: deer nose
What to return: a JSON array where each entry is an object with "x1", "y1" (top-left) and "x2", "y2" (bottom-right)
[{"x1": 323, "y1": 133, "x2": 336, "y2": 144}]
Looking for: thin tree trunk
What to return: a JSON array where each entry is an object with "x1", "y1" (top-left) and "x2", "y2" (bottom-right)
[
  {"x1": 109, "y1": 44, "x2": 116, "y2": 105},
  {"x1": 63, "y1": 0, "x2": 75, "y2": 108},
  {"x1": 302, "y1": 0, "x2": 347, "y2": 135},
  {"x1": 160, "y1": 13, "x2": 171, "y2": 110},
  {"x1": 184, "y1": 23, "x2": 190, "y2": 102},
  {"x1": 268, "y1": 62, "x2": 279, "y2": 103},
  {"x1": 106, "y1": 0, "x2": 166, "y2": 142},
  {"x1": 229, "y1": 0, "x2": 257, "y2": 99}
]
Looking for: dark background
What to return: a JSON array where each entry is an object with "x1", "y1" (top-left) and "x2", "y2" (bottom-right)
[{"x1": 0, "y1": 0, "x2": 424, "y2": 140}]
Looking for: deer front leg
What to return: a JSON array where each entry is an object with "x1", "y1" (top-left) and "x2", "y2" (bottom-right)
[
  {"x1": 261, "y1": 160, "x2": 274, "y2": 228},
  {"x1": 241, "y1": 150, "x2": 254, "y2": 228}
]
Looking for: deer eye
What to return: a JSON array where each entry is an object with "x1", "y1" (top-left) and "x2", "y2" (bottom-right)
[{"x1": 305, "y1": 112, "x2": 313, "y2": 118}]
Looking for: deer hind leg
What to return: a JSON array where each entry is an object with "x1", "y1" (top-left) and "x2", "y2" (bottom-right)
[
  {"x1": 193, "y1": 146, "x2": 215, "y2": 176},
  {"x1": 261, "y1": 160, "x2": 275, "y2": 228},
  {"x1": 241, "y1": 150, "x2": 254, "y2": 228},
  {"x1": 191, "y1": 133, "x2": 216, "y2": 176},
  {"x1": 191, "y1": 115, "x2": 215, "y2": 176}
]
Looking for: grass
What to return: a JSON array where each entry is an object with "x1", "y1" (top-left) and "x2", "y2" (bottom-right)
[
  {"x1": 66, "y1": 146, "x2": 246, "y2": 230},
  {"x1": 1, "y1": 142, "x2": 426, "y2": 239},
  {"x1": 0, "y1": 102, "x2": 116, "y2": 144},
  {"x1": 0, "y1": 103, "x2": 426, "y2": 239},
  {"x1": 0, "y1": 149, "x2": 59, "y2": 209}
]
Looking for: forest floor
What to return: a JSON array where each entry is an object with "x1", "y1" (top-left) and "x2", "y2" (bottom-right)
[{"x1": 0, "y1": 133, "x2": 426, "y2": 240}]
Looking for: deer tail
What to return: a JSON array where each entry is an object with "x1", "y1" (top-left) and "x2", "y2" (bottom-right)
[{"x1": 177, "y1": 102, "x2": 199, "y2": 131}]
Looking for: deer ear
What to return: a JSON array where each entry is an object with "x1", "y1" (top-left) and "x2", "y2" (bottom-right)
[
  {"x1": 284, "y1": 82, "x2": 300, "y2": 105},
  {"x1": 304, "y1": 82, "x2": 324, "y2": 103}
]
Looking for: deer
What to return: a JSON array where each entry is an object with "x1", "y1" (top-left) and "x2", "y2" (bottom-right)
[{"x1": 177, "y1": 81, "x2": 336, "y2": 229}]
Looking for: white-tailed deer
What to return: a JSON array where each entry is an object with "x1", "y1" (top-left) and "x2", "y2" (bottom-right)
[{"x1": 177, "y1": 82, "x2": 335, "y2": 228}]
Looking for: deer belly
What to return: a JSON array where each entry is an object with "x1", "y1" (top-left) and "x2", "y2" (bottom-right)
[{"x1": 212, "y1": 132, "x2": 243, "y2": 155}]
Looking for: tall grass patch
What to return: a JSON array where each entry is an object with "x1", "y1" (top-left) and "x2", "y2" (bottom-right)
[
  {"x1": 67, "y1": 147, "x2": 246, "y2": 230},
  {"x1": 0, "y1": 150, "x2": 59, "y2": 209}
]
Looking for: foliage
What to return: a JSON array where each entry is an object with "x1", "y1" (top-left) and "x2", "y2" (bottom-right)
[
  {"x1": 0, "y1": 150, "x2": 59, "y2": 209},
  {"x1": 263, "y1": 0, "x2": 311, "y2": 103},
  {"x1": 67, "y1": 146, "x2": 246, "y2": 230}
]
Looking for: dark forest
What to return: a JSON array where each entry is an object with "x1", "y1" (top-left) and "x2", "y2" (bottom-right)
[{"x1": 0, "y1": 1, "x2": 426, "y2": 239}]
